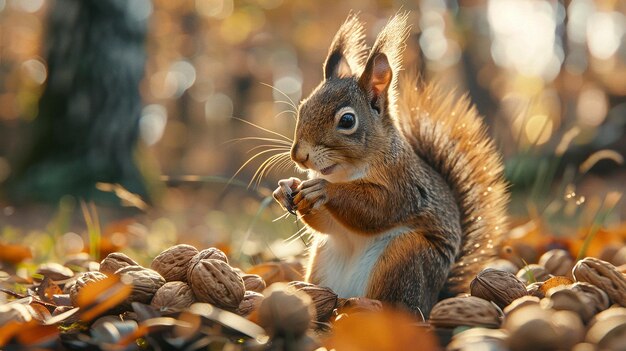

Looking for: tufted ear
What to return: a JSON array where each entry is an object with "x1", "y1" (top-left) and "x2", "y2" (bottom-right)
[
  {"x1": 358, "y1": 12, "x2": 409, "y2": 114},
  {"x1": 323, "y1": 13, "x2": 369, "y2": 80}
]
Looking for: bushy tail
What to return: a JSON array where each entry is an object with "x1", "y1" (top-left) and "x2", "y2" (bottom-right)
[{"x1": 396, "y1": 75, "x2": 509, "y2": 295}]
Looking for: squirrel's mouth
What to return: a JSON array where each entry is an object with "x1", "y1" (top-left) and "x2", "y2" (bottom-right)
[{"x1": 320, "y1": 164, "x2": 337, "y2": 175}]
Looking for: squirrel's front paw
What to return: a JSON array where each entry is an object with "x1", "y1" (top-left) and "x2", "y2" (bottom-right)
[
  {"x1": 293, "y1": 178, "x2": 329, "y2": 215},
  {"x1": 273, "y1": 177, "x2": 302, "y2": 214}
]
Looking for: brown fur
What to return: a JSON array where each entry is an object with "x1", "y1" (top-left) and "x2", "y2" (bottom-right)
[{"x1": 278, "y1": 13, "x2": 508, "y2": 316}]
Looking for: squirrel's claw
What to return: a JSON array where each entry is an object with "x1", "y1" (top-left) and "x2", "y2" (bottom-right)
[{"x1": 273, "y1": 177, "x2": 302, "y2": 215}]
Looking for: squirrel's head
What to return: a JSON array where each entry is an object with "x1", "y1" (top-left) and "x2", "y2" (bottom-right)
[{"x1": 291, "y1": 13, "x2": 409, "y2": 182}]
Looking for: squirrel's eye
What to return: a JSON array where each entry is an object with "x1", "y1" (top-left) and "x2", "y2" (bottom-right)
[{"x1": 337, "y1": 113, "x2": 356, "y2": 130}]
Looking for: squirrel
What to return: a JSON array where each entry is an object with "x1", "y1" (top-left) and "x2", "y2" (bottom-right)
[{"x1": 272, "y1": 13, "x2": 508, "y2": 317}]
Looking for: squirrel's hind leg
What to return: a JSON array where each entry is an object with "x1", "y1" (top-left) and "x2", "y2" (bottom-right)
[{"x1": 365, "y1": 231, "x2": 451, "y2": 318}]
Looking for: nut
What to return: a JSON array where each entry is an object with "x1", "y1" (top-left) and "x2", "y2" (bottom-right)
[
  {"x1": 36, "y1": 262, "x2": 74, "y2": 281},
  {"x1": 572, "y1": 257, "x2": 626, "y2": 306},
  {"x1": 516, "y1": 264, "x2": 552, "y2": 284},
  {"x1": 570, "y1": 281, "x2": 609, "y2": 316},
  {"x1": 447, "y1": 328, "x2": 509, "y2": 351},
  {"x1": 99, "y1": 252, "x2": 139, "y2": 275},
  {"x1": 542, "y1": 286, "x2": 595, "y2": 323},
  {"x1": 504, "y1": 305, "x2": 583, "y2": 351},
  {"x1": 150, "y1": 281, "x2": 196, "y2": 313},
  {"x1": 526, "y1": 281, "x2": 545, "y2": 298},
  {"x1": 236, "y1": 290, "x2": 264, "y2": 316},
  {"x1": 185, "y1": 248, "x2": 228, "y2": 283},
  {"x1": 585, "y1": 307, "x2": 626, "y2": 349},
  {"x1": 470, "y1": 268, "x2": 528, "y2": 308},
  {"x1": 69, "y1": 271, "x2": 109, "y2": 306},
  {"x1": 241, "y1": 274, "x2": 266, "y2": 293},
  {"x1": 610, "y1": 246, "x2": 626, "y2": 266},
  {"x1": 115, "y1": 266, "x2": 166, "y2": 308},
  {"x1": 258, "y1": 283, "x2": 313, "y2": 337},
  {"x1": 485, "y1": 259, "x2": 519, "y2": 275},
  {"x1": 503, "y1": 295, "x2": 540, "y2": 316},
  {"x1": 538, "y1": 249, "x2": 574, "y2": 277},
  {"x1": 429, "y1": 296, "x2": 502, "y2": 328},
  {"x1": 151, "y1": 244, "x2": 198, "y2": 282},
  {"x1": 189, "y1": 259, "x2": 244, "y2": 311},
  {"x1": 288, "y1": 281, "x2": 338, "y2": 322}
]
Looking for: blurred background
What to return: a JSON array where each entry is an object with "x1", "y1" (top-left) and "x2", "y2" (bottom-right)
[{"x1": 0, "y1": 0, "x2": 624, "y2": 266}]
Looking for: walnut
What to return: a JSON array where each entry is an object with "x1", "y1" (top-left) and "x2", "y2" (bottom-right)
[
  {"x1": 99, "y1": 252, "x2": 139, "y2": 275},
  {"x1": 151, "y1": 244, "x2": 198, "y2": 282},
  {"x1": 241, "y1": 274, "x2": 266, "y2": 293},
  {"x1": 429, "y1": 296, "x2": 502, "y2": 328},
  {"x1": 572, "y1": 257, "x2": 626, "y2": 306},
  {"x1": 516, "y1": 264, "x2": 552, "y2": 284},
  {"x1": 470, "y1": 268, "x2": 528, "y2": 309},
  {"x1": 36, "y1": 262, "x2": 74, "y2": 282},
  {"x1": 258, "y1": 283, "x2": 314, "y2": 337},
  {"x1": 150, "y1": 281, "x2": 195, "y2": 313},
  {"x1": 185, "y1": 248, "x2": 228, "y2": 283},
  {"x1": 189, "y1": 259, "x2": 244, "y2": 311},
  {"x1": 69, "y1": 271, "x2": 109, "y2": 306},
  {"x1": 504, "y1": 305, "x2": 583, "y2": 351},
  {"x1": 570, "y1": 282, "x2": 610, "y2": 316},
  {"x1": 541, "y1": 286, "x2": 595, "y2": 324},
  {"x1": 236, "y1": 290, "x2": 264, "y2": 316},
  {"x1": 115, "y1": 266, "x2": 166, "y2": 308},
  {"x1": 538, "y1": 249, "x2": 574, "y2": 277},
  {"x1": 287, "y1": 281, "x2": 338, "y2": 322}
]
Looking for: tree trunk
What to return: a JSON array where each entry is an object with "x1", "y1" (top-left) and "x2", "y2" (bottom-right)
[{"x1": 9, "y1": 0, "x2": 152, "y2": 204}]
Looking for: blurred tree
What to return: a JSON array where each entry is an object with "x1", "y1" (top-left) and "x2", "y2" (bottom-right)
[{"x1": 8, "y1": 0, "x2": 152, "y2": 204}]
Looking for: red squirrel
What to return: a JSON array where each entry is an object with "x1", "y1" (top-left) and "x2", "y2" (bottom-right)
[{"x1": 272, "y1": 13, "x2": 508, "y2": 317}]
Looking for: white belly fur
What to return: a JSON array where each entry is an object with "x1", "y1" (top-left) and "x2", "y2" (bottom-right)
[{"x1": 311, "y1": 217, "x2": 410, "y2": 298}]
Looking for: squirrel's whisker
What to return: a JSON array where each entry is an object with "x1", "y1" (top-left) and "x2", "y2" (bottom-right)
[
  {"x1": 250, "y1": 152, "x2": 290, "y2": 189},
  {"x1": 232, "y1": 117, "x2": 293, "y2": 142},
  {"x1": 261, "y1": 82, "x2": 298, "y2": 112},
  {"x1": 230, "y1": 149, "x2": 289, "y2": 188},
  {"x1": 246, "y1": 144, "x2": 291, "y2": 154},
  {"x1": 225, "y1": 136, "x2": 292, "y2": 146}
]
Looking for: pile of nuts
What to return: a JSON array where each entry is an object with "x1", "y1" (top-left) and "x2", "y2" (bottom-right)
[{"x1": 430, "y1": 248, "x2": 626, "y2": 350}]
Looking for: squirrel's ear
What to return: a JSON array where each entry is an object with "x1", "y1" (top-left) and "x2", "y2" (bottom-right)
[
  {"x1": 358, "y1": 12, "x2": 409, "y2": 113},
  {"x1": 323, "y1": 13, "x2": 369, "y2": 80}
]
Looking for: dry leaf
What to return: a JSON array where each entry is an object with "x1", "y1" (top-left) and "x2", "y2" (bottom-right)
[
  {"x1": 0, "y1": 242, "x2": 32, "y2": 264},
  {"x1": 38, "y1": 277, "x2": 63, "y2": 303},
  {"x1": 76, "y1": 275, "x2": 132, "y2": 321},
  {"x1": 326, "y1": 309, "x2": 437, "y2": 351}
]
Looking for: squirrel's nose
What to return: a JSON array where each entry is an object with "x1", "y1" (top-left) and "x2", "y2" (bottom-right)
[{"x1": 291, "y1": 143, "x2": 310, "y2": 165}]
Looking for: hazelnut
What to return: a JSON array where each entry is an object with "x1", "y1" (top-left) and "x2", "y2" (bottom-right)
[
  {"x1": 288, "y1": 281, "x2": 338, "y2": 322},
  {"x1": 470, "y1": 268, "x2": 528, "y2": 308},
  {"x1": 150, "y1": 281, "x2": 195, "y2": 313},
  {"x1": 189, "y1": 259, "x2": 244, "y2": 311},
  {"x1": 258, "y1": 283, "x2": 314, "y2": 337},
  {"x1": 429, "y1": 296, "x2": 502, "y2": 328},
  {"x1": 542, "y1": 286, "x2": 594, "y2": 323},
  {"x1": 585, "y1": 307, "x2": 626, "y2": 349},
  {"x1": 236, "y1": 290, "x2": 264, "y2": 316},
  {"x1": 151, "y1": 244, "x2": 198, "y2": 282},
  {"x1": 570, "y1": 281, "x2": 610, "y2": 316},
  {"x1": 115, "y1": 266, "x2": 166, "y2": 308},
  {"x1": 99, "y1": 252, "x2": 139, "y2": 275},
  {"x1": 241, "y1": 274, "x2": 266, "y2": 293},
  {"x1": 572, "y1": 257, "x2": 626, "y2": 306},
  {"x1": 503, "y1": 295, "x2": 540, "y2": 316},
  {"x1": 447, "y1": 328, "x2": 509, "y2": 351},
  {"x1": 69, "y1": 271, "x2": 109, "y2": 306},
  {"x1": 185, "y1": 248, "x2": 228, "y2": 283},
  {"x1": 538, "y1": 249, "x2": 574, "y2": 277}
]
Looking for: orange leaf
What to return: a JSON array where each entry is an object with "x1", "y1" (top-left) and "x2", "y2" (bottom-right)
[
  {"x1": 0, "y1": 242, "x2": 32, "y2": 264},
  {"x1": 76, "y1": 275, "x2": 132, "y2": 321},
  {"x1": 38, "y1": 277, "x2": 63, "y2": 303},
  {"x1": 15, "y1": 322, "x2": 59, "y2": 346},
  {"x1": 325, "y1": 309, "x2": 438, "y2": 351}
]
